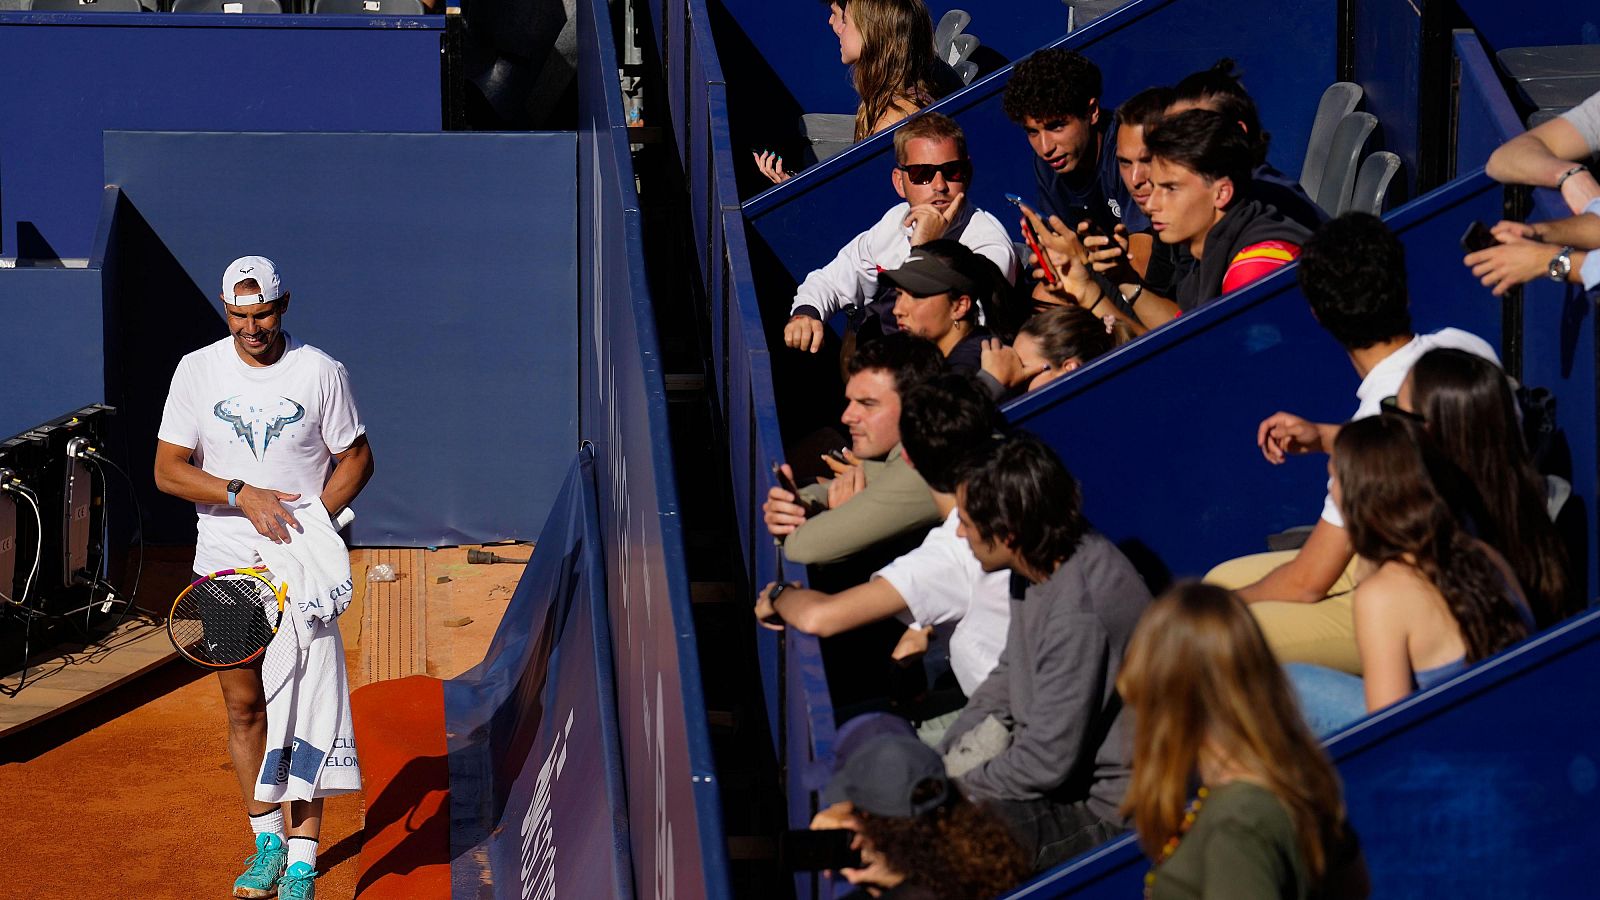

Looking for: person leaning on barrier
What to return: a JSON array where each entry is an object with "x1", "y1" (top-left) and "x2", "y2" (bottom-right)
[
  {"x1": 756, "y1": 373, "x2": 1011, "y2": 743},
  {"x1": 938, "y1": 434, "x2": 1152, "y2": 872},
  {"x1": 764, "y1": 334, "x2": 945, "y2": 566},
  {"x1": 1462, "y1": 199, "x2": 1600, "y2": 298},
  {"x1": 1208, "y1": 213, "x2": 1498, "y2": 674},
  {"x1": 783, "y1": 113, "x2": 1019, "y2": 354},
  {"x1": 1485, "y1": 87, "x2": 1600, "y2": 215}
]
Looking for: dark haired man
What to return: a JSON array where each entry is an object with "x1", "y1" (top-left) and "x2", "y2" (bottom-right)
[
  {"x1": 1003, "y1": 48, "x2": 1144, "y2": 235},
  {"x1": 784, "y1": 113, "x2": 1018, "y2": 354},
  {"x1": 755, "y1": 374, "x2": 1012, "y2": 738},
  {"x1": 765, "y1": 333, "x2": 945, "y2": 565},
  {"x1": 939, "y1": 435, "x2": 1150, "y2": 870},
  {"x1": 1210, "y1": 214, "x2": 1497, "y2": 672}
]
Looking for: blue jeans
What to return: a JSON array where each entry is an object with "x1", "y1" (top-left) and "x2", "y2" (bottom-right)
[{"x1": 1285, "y1": 662, "x2": 1367, "y2": 737}]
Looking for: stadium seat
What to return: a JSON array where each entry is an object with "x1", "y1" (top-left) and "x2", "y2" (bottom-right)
[
  {"x1": 1063, "y1": 0, "x2": 1129, "y2": 33},
  {"x1": 799, "y1": 112, "x2": 856, "y2": 165},
  {"x1": 26, "y1": 0, "x2": 143, "y2": 9},
  {"x1": 933, "y1": 9, "x2": 971, "y2": 66},
  {"x1": 1314, "y1": 111, "x2": 1377, "y2": 215},
  {"x1": 312, "y1": 0, "x2": 421, "y2": 13},
  {"x1": 1299, "y1": 82, "x2": 1363, "y2": 201},
  {"x1": 1497, "y1": 44, "x2": 1600, "y2": 79},
  {"x1": 1349, "y1": 150, "x2": 1401, "y2": 216},
  {"x1": 171, "y1": 0, "x2": 281, "y2": 11}
]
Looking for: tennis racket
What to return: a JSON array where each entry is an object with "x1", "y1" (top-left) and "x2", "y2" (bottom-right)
[{"x1": 167, "y1": 567, "x2": 288, "y2": 669}]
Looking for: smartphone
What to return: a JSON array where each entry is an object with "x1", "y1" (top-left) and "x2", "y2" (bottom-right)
[
  {"x1": 1460, "y1": 220, "x2": 1499, "y2": 254},
  {"x1": 1005, "y1": 193, "x2": 1060, "y2": 285},
  {"x1": 825, "y1": 448, "x2": 850, "y2": 464},
  {"x1": 779, "y1": 829, "x2": 863, "y2": 872},
  {"x1": 772, "y1": 462, "x2": 827, "y2": 517}
]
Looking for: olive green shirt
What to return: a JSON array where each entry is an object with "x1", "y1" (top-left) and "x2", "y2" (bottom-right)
[
  {"x1": 784, "y1": 444, "x2": 941, "y2": 566},
  {"x1": 1150, "y1": 782, "x2": 1368, "y2": 900}
]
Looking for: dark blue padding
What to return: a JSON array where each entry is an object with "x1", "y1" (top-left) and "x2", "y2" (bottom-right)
[
  {"x1": 1346, "y1": 0, "x2": 1423, "y2": 202},
  {"x1": 1004, "y1": 172, "x2": 1506, "y2": 579},
  {"x1": 1453, "y1": 0, "x2": 1600, "y2": 54},
  {"x1": 0, "y1": 264, "x2": 104, "y2": 437},
  {"x1": 576, "y1": 0, "x2": 731, "y2": 892},
  {"x1": 1454, "y1": 30, "x2": 1529, "y2": 173},
  {"x1": 742, "y1": 0, "x2": 1335, "y2": 290},
  {"x1": 441, "y1": 449, "x2": 635, "y2": 897},
  {"x1": 97, "y1": 131, "x2": 578, "y2": 548},
  {"x1": 1005, "y1": 606, "x2": 1600, "y2": 897},
  {"x1": 0, "y1": 14, "x2": 442, "y2": 258}
]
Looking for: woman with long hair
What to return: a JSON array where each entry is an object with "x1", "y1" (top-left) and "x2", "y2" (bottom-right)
[
  {"x1": 813, "y1": 732, "x2": 1029, "y2": 899},
  {"x1": 756, "y1": 0, "x2": 954, "y2": 183},
  {"x1": 1401, "y1": 347, "x2": 1575, "y2": 627},
  {"x1": 979, "y1": 304, "x2": 1129, "y2": 395},
  {"x1": 1119, "y1": 582, "x2": 1367, "y2": 899},
  {"x1": 1287, "y1": 414, "x2": 1534, "y2": 735}
]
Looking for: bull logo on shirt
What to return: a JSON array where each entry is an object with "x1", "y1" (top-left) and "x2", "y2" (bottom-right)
[{"x1": 213, "y1": 396, "x2": 306, "y2": 460}]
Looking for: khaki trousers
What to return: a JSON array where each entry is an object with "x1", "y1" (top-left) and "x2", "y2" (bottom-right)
[{"x1": 1204, "y1": 550, "x2": 1364, "y2": 674}]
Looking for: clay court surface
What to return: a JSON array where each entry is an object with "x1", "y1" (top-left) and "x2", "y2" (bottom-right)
[{"x1": 0, "y1": 545, "x2": 522, "y2": 899}]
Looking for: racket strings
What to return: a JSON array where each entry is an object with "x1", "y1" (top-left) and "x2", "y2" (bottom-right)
[{"x1": 170, "y1": 574, "x2": 280, "y2": 667}]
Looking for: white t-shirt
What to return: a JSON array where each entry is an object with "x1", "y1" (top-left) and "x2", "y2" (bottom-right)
[
  {"x1": 158, "y1": 334, "x2": 365, "y2": 574},
  {"x1": 874, "y1": 508, "x2": 1012, "y2": 696},
  {"x1": 1319, "y1": 327, "x2": 1498, "y2": 527}
]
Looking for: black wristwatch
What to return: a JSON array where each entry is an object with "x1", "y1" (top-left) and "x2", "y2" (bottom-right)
[
  {"x1": 226, "y1": 478, "x2": 246, "y2": 507},
  {"x1": 762, "y1": 582, "x2": 790, "y2": 624}
]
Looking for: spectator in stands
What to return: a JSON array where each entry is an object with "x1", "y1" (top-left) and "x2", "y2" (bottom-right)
[
  {"x1": 1003, "y1": 48, "x2": 1144, "y2": 235},
  {"x1": 764, "y1": 334, "x2": 945, "y2": 565},
  {"x1": 939, "y1": 435, "x2": 1152, "y2": 870},
  {"x1": 1167, "y1": 59, "x2": 1328, "y2": 231},
  {"x1": 1210, "y1": 213, "x2": 1498, "y2": 673},
  {"x1": 756, "y1": 374, "x2": 1011, "y2": 741},
  {"x1": 1285, "y1": 415, "x2": 1533, "y2": 736},
  {"x1": 783, "y1": 113, "x2": 1018, "y2": 354},
  {"x1": 1462, "y1": 207, "x2": 1600, "y2": 298},
  {"x1": 811, "y1": 732, "x2": 1030, "y2": 899},
  {"x1": 1401, "y1": 348, "x2": 1575, "y2": 627},
  {"x1": 755, "y1": 0, "x2": 961, "y2": 183},
  {"x1": 1120, "y1": 582, "x2": 1368, "y2": 898},
  {"x1": 1484, "y1": 88, "x2": 1600, "y2": 215},
  {"x1": 879, "y1": 240, "x2": 1007, "y2": 373},
  {"x1": 978, "y1": 304, "x2": 1126, "y2": 397}
]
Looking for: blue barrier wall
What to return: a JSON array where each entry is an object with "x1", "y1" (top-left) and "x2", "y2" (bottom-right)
[
  {"x1": 743, "y1": 0, "x2": 1335, "y2": 286},
  {"x1": 0, "y1": 13, "x2": 442, "y2": 259},
  {"x1": 1348, "y1": 0, "x2": 1423, "y2": 199},
  {"x1": 0, "y1": 265, "x2": 104, "y2": 438},
  {"x1": 576, "y1": 0, "x2": 732, "y2": 893},
  {"x1": 1454, "y1": 0, "x2": 1600, "y2": 52},
  {"x1": 1453, "y1": 30, "x2": 1527, "y2": 176},
  {"x1": 99, "y1": 130, "x2": 578, "y2": 548},
  {"x1": 1006, "y1": 172, "x2": 1505, "y2": 582},
  {"x1": 442, "y1": 450, "x2": 634, "y2": 898}
]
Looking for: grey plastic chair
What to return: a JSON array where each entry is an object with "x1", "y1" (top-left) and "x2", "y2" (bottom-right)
[
  {"x1": 949, "y1": 34, "x2": 979, "y2": 70},
  {"x1": 799, "y1": 113, "x2": 857, "y2": 165},
  {"x1": 171, "y1": 0, "x2": 280, "y2": 11},
  {"x1": 934, "y1": 9, "x2": 971, "y2": 66},
  {"x1": 1315, "y1": 111, "x2": 1378, "y2": 216},
  {"x1": 955, "y1": 61, "x2": 979, "y2": 86},
  {"x1": 1348, "y1": 151, "x2": 1401, "y2": 216},
  {"x1": 1497, "y1": 45, "x2": 1600, "y2": 80},
  {"x1": 1063, "y1": 0, "x2": 1129, "y2": 32},
  {"x1": 27, "y1": 0, "x2": 143, "y2": 9},
  {"x1": 313, "y1": 0, "x2": 420, "y2": 12},
  {"x1": 1299, "y1": 82, "x2": 1363, "y2": 201}
]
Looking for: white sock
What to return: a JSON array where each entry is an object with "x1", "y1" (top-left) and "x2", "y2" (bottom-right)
[
  {"x1": 286, "y1": 836, "x2": 317, "y2": 872},
  {"x1": 248, "y1": 808, "x2": 286, "y2": 841}
]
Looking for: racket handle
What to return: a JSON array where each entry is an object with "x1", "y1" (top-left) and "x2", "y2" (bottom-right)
[{"x1": 333, "y1": 506, "x2": 356, "y2": 529}]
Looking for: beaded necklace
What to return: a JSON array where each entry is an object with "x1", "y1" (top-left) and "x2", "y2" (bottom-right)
[{"x1": 1142, "y1": 785, "x2": 1209, "y2": 900}]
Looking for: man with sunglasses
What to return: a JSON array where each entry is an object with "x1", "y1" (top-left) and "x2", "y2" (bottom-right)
[{"x1": 784, "y1": 113, "x2": 1018, "y2": 354}]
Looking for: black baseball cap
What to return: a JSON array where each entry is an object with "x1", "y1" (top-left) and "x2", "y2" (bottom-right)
[
  {"x1": 821, "y1": 733, "x2": 951, "y2": 818},
  {"x1": 879, "y1": 248, "x2": 981, "y2": 298}
]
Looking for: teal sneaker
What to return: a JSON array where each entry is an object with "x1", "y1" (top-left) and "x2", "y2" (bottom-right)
[
  {"x1": 233, "y1": 833, "x2": 288, "y2": 899},
  {"x1": 278, "y1": 862, "x2": 317, "y2": 900}
]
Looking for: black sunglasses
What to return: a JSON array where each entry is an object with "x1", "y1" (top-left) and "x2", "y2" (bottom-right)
[
  {"x1": 897, "y1": 159, "x2": 972, "y2": 185},
  {"x1": 1379, "y1": 395, "x2": 1426, "y2": 423}
]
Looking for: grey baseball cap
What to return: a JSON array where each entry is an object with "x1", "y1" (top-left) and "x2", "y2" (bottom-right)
[{"x1": 821, "y1": 733, "x2": 951, "y2": 818}]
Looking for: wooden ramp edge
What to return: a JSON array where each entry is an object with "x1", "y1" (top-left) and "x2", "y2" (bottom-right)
[{"x1": 0, "y1": 618, "x2": 178, "y2": 741}]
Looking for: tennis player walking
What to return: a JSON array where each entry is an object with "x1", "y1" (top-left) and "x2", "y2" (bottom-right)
[{"x1": 154, "y1": 257, "x2": 374, "y2": 899}]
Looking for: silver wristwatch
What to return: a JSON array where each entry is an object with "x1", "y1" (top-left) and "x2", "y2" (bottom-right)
[{"x1": 1548, "y1": 246, "x2": 1574, "y2": 282}]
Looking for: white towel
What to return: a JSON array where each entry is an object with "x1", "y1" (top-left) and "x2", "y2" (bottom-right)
[{"x1": 252, "y1": 501, "x2": 361, "y2": 801}]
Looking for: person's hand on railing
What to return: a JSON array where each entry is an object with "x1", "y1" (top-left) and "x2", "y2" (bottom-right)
[
  {"x1": 980, "y1": 337, "x2": 1048, "y2": 389},
  {"x1": 784, "y1": 314, "x2": 826, "y2": 353},
  {"x1": 754, "y1": 582, "x2": 791, "y2": 631},
  {"x1": 754, "y1": 150, "x2": 793, "y2": 185},
  {"x1": 903, "y1": 192, "x2": 966, "y2": 246},
  {"x1": 1465, "y1": 221, "x2": 1575, "y2": 297},
  {"x1": 764, "y1": 465, "x2": 812, "y2": 536}
]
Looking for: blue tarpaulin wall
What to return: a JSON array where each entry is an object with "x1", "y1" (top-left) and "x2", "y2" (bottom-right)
[
  {"x1": 0, "y1": 13, "x2": 443, "y2": 260},
  {"x1": 98, "y1": 131, "x2": 578, "y2": 548},
  {"x1": 0, "y1": 265, "x2": 104, "y2": 438},
  {"x1": 577, "y1": 0, "x2": 732, "y2": 893},
  {"x1": 442, "y1": 448, "x2": 633, "y2": 898},
  {"x1": 742, "y1": 0, "x2": 1335, "y2": 287}
]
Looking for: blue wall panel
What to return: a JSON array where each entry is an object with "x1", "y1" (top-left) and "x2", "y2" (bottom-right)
[
  {"x1": 1349, "y1": 0, "x2": 1421, "y2": 200},
  {"x1": 0, "y1": 266, "x2": 105, "y2": 438},
  {"x1": 100, "y1": 131, "x2": 578, "y2": 548},
  {"x1": 0, "y1": 14, "x2": 442, "y2": 259},
  {"x1": 744, "y1": 0, "x2": 1336, "y2": 287},
  {"x1": 1454, "y1": 30, "x2": 1528, "y2": 176}
]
